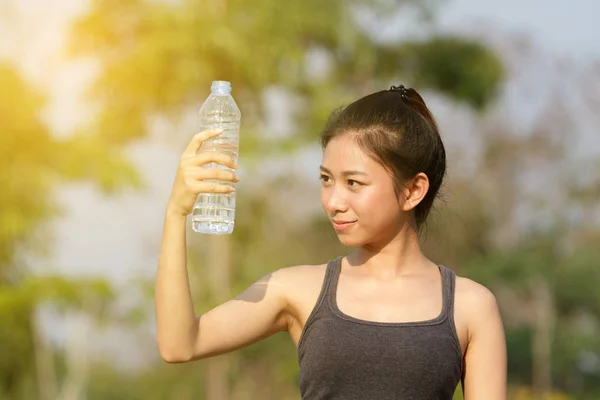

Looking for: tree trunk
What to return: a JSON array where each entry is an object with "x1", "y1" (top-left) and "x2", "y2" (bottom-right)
[
  {"x1": 531, "y1": 279, "x2": 554, "y2": 400},
  {"x1": 32, "y1": 310, "x2": 58, "y2": 400},
  {"x1": 57, "y1": 308, "x2": 94, "y2": 400},
  {"x1": 206, "y1": 233, "x2": 232, "y2": 400}
]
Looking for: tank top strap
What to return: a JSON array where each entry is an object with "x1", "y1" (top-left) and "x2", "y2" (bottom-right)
[
  {"x1": 438, "y1": 264, "x2": 456, "y2": 318},
  {"x1": 303, "y1": 257, "x2": 341, "y2": 322},
  {"x1": 297, "y1": 257, "x2": 343, "y2": 352},
  {"x1": 438, "y1": 264, "x2": 462, "y2": 360},
  {"x1": 325, "y1": 256, "x2": 343, "y2": 305}
]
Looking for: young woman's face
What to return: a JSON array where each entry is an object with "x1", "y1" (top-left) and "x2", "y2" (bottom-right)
[{"x1": 320, "y1": 135, "x2": 405, "y2": 247}]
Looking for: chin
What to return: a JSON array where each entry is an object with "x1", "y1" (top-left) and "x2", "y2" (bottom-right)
[{"x1": 335, "y1": 233, "x2": 369, "y2": 248}]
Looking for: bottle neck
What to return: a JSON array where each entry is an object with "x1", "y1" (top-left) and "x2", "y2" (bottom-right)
[{"x1": 211, "y1": 87, "x2": 231, "y2": 96}]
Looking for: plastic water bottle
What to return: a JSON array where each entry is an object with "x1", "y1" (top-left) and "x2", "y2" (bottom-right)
[{"x1": 191, "y1": 81, "x2": 241, "y2": 234}]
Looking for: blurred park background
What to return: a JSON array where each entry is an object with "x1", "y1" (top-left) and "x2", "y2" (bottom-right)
[{"x1": 2, "y1": 0, "x2": 600, "y2": 399}]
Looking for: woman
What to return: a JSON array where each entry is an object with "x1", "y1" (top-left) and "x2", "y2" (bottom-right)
[{"x1": 155, "y1": 85, "x2": 507, "y2": 399}]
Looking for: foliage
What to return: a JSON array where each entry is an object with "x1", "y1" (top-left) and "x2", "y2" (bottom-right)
[
  {"x1": 68, "y1": 0, "x2": 503, "y2": 160},
  {"x1": 0, "y1": 61, "x2": 139, "y2": 398}
]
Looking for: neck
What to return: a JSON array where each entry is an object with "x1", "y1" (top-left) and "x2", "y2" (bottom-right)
[{"x1": 347, "y1": 223, "x2": 432, "y2": 278}]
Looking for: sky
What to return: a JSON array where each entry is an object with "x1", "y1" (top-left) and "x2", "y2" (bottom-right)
[
  {"x1": 439, "y1": 0, "x2": 600, "y2": 60},
  {"x1": 2, "y1": 0, "x2": 600, "y2": 369}
]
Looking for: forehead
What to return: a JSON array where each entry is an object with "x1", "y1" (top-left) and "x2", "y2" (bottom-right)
[{"x1": 321, "y1": 135, "x2": 380, "y2": 172}]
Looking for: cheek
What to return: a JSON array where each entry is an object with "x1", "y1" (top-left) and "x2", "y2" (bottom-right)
[
  {"x1": 354, "y1": 187, "x2": 401, "y2": 220},
  {"x1": 320, "y1": 187, "x2": 328, "y2": 209}
]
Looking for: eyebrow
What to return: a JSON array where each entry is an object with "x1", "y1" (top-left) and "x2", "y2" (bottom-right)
[{"x1": 319, "y1": 165, "x2": 368, "y2": 177}]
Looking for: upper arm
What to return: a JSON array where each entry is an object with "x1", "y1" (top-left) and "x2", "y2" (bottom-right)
[
  {"x1": 461, "y1": 281, "x2": 507, "y2": 400},
  {"x1": 191, "y1": 268, "x2": 292, "y2": 360}
]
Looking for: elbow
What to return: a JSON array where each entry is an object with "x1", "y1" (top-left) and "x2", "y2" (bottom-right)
[
  {"x1": 159, "y1": 351, "x2": 189, "y2": 364},
  {"x1": 157, "y1": 342, "x2": 195, "y2": 364}
]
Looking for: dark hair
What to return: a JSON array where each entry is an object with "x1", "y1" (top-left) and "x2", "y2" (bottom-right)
[{"x1": 319, "y1": 86, "x2": 446, "y2": 228}]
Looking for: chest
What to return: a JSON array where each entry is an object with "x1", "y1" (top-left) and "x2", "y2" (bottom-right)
[
  {"x1": 334, "y1": 274, "x2": 444, "y2": 323},
  {"x1": 288, "y1": 269, "x2": 447, "y2": 345}
]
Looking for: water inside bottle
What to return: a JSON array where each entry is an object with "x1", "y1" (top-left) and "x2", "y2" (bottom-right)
[{"x1": 191, "y1": 138, "x2": 239, "y2": 234}]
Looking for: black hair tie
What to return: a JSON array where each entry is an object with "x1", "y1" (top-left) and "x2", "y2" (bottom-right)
[{"x1": 389, "y1": 85, "x2": 408, "y2": 100}]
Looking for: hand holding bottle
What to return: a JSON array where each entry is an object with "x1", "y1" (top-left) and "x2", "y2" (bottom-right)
[{"x1": 166, "y1": 128, "x2": 239, "y2": 218}]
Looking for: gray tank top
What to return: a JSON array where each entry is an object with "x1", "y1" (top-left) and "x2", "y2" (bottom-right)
[{"x1": 297, "y1": 257, "x2": 463, "y2": 399}]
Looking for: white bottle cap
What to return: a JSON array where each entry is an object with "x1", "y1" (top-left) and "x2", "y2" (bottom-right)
[{"x1": 211, "y1": 80, "x2": 232, "y2": 94}]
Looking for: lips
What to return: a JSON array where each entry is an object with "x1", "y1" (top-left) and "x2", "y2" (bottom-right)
[{"x1": 331, "y1": 220, "x2": 357, "y2": 231}]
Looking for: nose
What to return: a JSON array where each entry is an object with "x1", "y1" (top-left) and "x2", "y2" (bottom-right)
[{"x1": 322, "y1": 185, "x2": 348, "y2": 216}]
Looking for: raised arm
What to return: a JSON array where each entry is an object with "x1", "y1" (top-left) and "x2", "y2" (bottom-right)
[
  {"x1": 155, "y1": 129, "x2": 289, "y2": 363},
  {"x1": 460, "y1": 279, "x2": 507, "y2": 399}
]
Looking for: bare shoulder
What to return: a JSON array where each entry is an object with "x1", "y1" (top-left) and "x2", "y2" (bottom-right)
[
  {"x1": 454, "y1": 274, "x2": 503, "y2": 338},
  {"x1": 455, "y1": 275, "x2": 497, "y2": 304},
  {"x1": 270, "y1": 262, "x2": 329, "y2": 291},
  {"x1": 455, "y1": 275, "x2": 500, "y2": 314},
  {"x1": 268, "y1": 262, "x2": 330, "y2": 314},
  {"x1": 231, "y1": 263, "x2": 327, "y2": 307}
]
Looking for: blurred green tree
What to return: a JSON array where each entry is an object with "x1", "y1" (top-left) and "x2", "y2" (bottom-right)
[{"x1": 0, "y1": 63, "x2": 141, "y2": 399}]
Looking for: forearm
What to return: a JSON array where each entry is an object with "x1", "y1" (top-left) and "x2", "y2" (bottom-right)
[{"x1": 154, "y1": 210, "x2": 198, "y2": 362}]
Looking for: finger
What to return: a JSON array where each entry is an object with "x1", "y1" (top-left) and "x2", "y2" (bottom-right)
[
  {"x1": 188, "y1": 168, "x2": 239, "y2": 183},
  {"x1": 191, "y1": 181, "x2": 235, "y2": 194},
  {"x1": 188, "y1": 151, "x2": 238, "y2": 169},
  {"x1": 181, "y1": 129, "x2": 223, "y2": 160}
]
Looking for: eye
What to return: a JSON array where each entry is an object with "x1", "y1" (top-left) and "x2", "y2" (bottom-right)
[
  {"x1": 347, "y1": 179, "x2": 362, "y2": 187},
  {"x1": 319, "y1": 174, "x2": 332, "y2": 184}
]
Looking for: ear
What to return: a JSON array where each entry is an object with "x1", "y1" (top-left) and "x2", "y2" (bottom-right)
[{"x1": 400, "y1": 173, "x2": 429, "y2": 212}]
